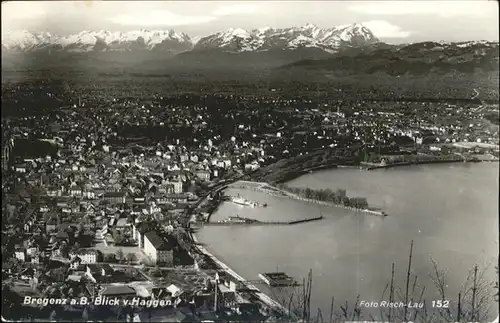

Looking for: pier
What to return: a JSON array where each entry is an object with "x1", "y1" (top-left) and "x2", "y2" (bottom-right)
[
  {"x1": 202, "y1": 215, "x2": 324, "y2": 226},
  {"x1": 360, "y1": 156, "x2": 482, "y2": 170},
  {"x1": 229, "y1": 181, "x2": 387, "y2": 216}
]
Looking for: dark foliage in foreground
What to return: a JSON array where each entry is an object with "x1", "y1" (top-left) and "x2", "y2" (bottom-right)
[{"x1": 272, "y1": 242, "x2": 498, "y2": 323}]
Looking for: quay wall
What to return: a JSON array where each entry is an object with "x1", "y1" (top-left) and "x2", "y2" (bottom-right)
[
  {"x1": 288, "y1": 216, "x2": 324, "y2": 224},
  {"x1": 203, "y1": 216, "x2": 324, "y2": 226},
  {"x1": 361, "y1": 158, "x2": 482, "y2": 170},
  {"x1": 187, "y1": 177, "x2": 297, "y2": 320},
  {"x1": 189, "y1": 232, "x2": 295, "y2": 319}
]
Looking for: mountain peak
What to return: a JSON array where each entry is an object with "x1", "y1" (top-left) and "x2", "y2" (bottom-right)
[
  {"x1": 258, "y1": 26, "x2": 272, "y2": 33},
  {"x1": 350, "y1": 22, "x2": 365, "y2": 28},
  {"x1": 194, "y1": 23, "x2": 379, "y2": 53},
  {"x1": 225, "y1": 28, "x2": 251, "y2": 37},
  {"x1": 2, "y1": 29, "x2": 194, "y2": 53},
  {"x1": 2, "y1": 23, "x2": 379, "y2": 54},
  {"x1": 302, "y1": 23, "x2": 318, "y2": 29}
]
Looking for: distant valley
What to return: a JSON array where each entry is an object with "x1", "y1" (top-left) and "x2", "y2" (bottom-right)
[{"x1": 2, "y1": 24, "x2": 499, "y2": 95}]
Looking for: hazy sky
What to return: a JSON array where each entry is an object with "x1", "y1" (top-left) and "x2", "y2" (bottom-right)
[{"x1": 2, "y1": 0, "x2": 499, "y2": 43}]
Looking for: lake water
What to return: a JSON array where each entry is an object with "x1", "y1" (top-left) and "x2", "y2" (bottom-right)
[{"x1": 196, "y1": 163, "x2": 499, "y2": 320}]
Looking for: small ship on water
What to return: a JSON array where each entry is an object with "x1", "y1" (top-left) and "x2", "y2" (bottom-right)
[
  {"x1": 217, "y1": 215, "x2": 259, "y2": 224},
  {"x1": 230, "y1": 194, "x2": 267, "y2": 208}
]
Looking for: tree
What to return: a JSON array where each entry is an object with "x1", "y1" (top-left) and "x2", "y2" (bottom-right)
[
  {"x1": 85, "y1": 213, "x2": 94, "y2": 225},
  {"x1": 152, "y1": 267, "x2": 162, "y2": 277},
  {"x1": 2, "y1": 283, "x2": 22, "y2": 319},
  {"x1": 113, "y1": 229, "x2": 128, "y2": 245},
  {"x1": 274, "y1": 241, "x2": 499, "y2": 323},
  {"x1": 4, "y1": 258, "x2": 22, "y2": 273},
  {"x1": 140, "y1": 257, "x2": 155, "y2": 267},
  {"x1": 336, "y1": 189, "x2": 347, "y2": 198},
  {"x1": 50, "y1": 267, "x2": 67, "y2": 282},
  {"x1": 59, "y1": 243, "x2": 70, "y2": 258},
  {"x1": 78, "y1": 223, "x2": 85, "y2": 235},
  {"x1": 112, "y1": 229, "x2": 120, "y2": 242},
  {"x1": 104, "y1": 253, "x2": 116, "y2": 263},
  {"x1": 126, "y1": 253, "x2": 137, "y2": 264},
  {"x1": 116, "y1": 248, "x2": 124, "y2": 262},
  {"x1": 350, "y1": 197, "x2": 368, "y2": 209}
]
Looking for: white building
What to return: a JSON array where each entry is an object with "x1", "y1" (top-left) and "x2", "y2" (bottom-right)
[
  {"x1": 143, "y1": 231, "x2": 174, "y2": 265},
  {"x1": 165, "y1": 178, "x2": 183, "y2": 194},
  {"x1": 69, "y1": 249, "x2": 101, "y2": 264},
  {"x1": 14, "y1": 164, "x2": 27, "y2": 173},
  {"x1": 95, "y1": 223, "x2": 108, "y2": 240},
  {"x1": 195, "y1": 170, "x2": 211, "y2": 181},
  {"x1": 15, "y1": 250, "x2": 26, "y2": 262}
]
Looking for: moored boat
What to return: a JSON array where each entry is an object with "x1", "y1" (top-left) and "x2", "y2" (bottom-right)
[
  {"x1": 218, "y1": 215, "x2": 259, "y2": 224},
  {"x1": 230, "y1": 195, "x2": 258, "y2": 207},
  {"x1": 258, "y1": 272, "x2": 297, "y2": 287}
]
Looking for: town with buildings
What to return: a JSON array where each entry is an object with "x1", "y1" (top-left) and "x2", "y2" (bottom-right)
[
  {"x1": 2, "y1": 84, "x2": 499, "y2": 321},
  {"x1": 1, "y1": 1, "x2": 499, "y2": 321}
]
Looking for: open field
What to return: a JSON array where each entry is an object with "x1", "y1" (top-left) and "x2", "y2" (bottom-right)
[{"x1": 2, "y1": 66, "x2": 499, "y2": 101}]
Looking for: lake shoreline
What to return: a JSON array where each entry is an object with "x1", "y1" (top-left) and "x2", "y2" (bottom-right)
[
  {"x1": 360, "y1": 158, "x2": 483, "y2": 170},
  {"x1": 189, "y1": 229, "x2": 295, "y2": 319},
  {"x1": 187, "y1": 185, "x2": 294, "y2": 319},
  {"x1": 267, "y1": 158, "x2": 487, "y2": 183},
  {"x1": 197, "y1": 163, "x2": 498, "y2": 322}
]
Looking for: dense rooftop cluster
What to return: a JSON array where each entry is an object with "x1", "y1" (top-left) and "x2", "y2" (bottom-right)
[{"x1": 2, "y1": 79, "x2": 499, "y2": 321}]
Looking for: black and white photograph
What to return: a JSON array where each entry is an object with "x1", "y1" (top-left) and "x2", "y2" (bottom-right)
[{"x1": 1, "y1": 1, "x2": 499, "y2": 322}]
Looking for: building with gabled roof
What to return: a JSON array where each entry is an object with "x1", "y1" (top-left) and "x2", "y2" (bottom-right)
[
  {"x1": 99, "y1": 284, "x2": 137, "y2": 298},
  {"x1": 143, "y1": 231, "x2": 175, "y2": 265},
  {"x1": 69, "y1": 249, "x2": 103, "y2": 264},
  {"x1": 132, "y1": 221, "x2": 157, "y2": 248}
]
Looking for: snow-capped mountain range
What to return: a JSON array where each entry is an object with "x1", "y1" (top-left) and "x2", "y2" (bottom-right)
[
  {"x1": 1, "y1": 23, "x2": 379, "y2": 54},
  {"x1": 194, "y1": 23, "x2": 378, "y2": 52},
  {"x1": 1, "y1": 29, "x2": 192, "y2": 53}
]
